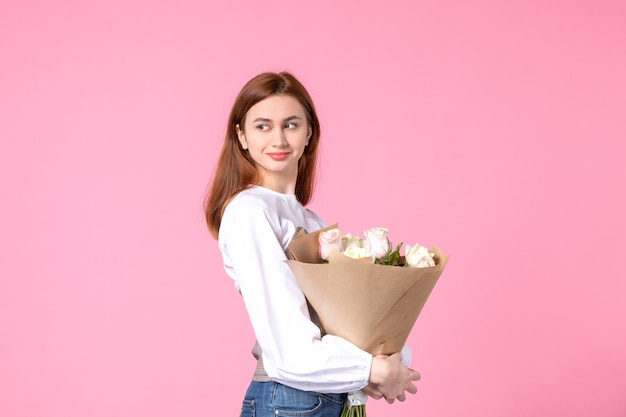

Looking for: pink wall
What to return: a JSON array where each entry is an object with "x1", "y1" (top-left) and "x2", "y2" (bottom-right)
[{"x1": 1, "y1": 1, "x2": 625, "y2": 416}]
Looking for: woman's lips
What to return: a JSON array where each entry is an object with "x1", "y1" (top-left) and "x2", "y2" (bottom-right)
[{"x1": 267, "y1": 152, "x2": 289, "y2": 161}]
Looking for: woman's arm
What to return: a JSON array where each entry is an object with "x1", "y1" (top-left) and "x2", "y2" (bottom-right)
[{"x1": 220, "y1": 200, "x2": 372, "y2": 393}]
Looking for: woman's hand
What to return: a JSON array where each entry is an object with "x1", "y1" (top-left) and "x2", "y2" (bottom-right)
[
  {"x1": 368, "y1": 353, "x2": 421, "y2": 403},
  {"x1": 361, "y1": 382, "x2": 385, "y2": 400}
]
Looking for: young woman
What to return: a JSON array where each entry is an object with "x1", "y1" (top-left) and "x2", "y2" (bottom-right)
[{"x1": 204, "y1": 71, "x2": 420, "y2": 417}]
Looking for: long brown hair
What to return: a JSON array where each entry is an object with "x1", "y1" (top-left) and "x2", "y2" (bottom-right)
[{"x1": 204, "y1": 71, "x2": 321, "y2": 239}]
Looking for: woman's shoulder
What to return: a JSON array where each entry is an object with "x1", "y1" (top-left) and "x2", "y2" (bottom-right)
[
  {"x1": 222, "y1": 186, "x2": 296, "y2": 226},
  {"x1": 222, "y1": 186, "x2": 325, "y2": 234},
  {"x1": 221, "y1": 188, "x2": 267, "y2": 221}
]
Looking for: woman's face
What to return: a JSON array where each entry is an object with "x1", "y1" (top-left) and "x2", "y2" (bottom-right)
[{"x1": 236, "y1": 94, "x2": 311, "y2": 193}]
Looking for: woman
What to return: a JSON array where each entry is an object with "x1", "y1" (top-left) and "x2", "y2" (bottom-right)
[{"x1": 205, "y1": 71, "x2": 420, "y2": 417}]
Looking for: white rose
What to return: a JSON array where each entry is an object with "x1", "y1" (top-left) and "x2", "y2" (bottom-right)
[
  {"x1": 318, "y1": 228, "x2": 344, "y2": 260},
  {"x1": 364, "y1": 227, "x2": 390, "y2": 260},
  {"x1": 343, "y1": 246, "x2": 374, "y2": 262},
  {"x1": 405, "y1": 243, "x2": 436, "y2": 268},
  {"x1": 342, "y1": 233, "x2": 362, "y2": 250}
]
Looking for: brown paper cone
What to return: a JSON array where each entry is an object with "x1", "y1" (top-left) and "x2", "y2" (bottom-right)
[{"x1": 286, "y1": 225, "x2": 448, "y2": 355}]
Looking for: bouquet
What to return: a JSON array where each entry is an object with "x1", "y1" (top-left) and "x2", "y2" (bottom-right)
[{"x1": 286, "y1": 224, "x2": 449, "y2": 417}]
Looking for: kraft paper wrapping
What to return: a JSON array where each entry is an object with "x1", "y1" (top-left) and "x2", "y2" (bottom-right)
[{"x1": 286, "y1": 225, "x2": 448, "y2": 356}]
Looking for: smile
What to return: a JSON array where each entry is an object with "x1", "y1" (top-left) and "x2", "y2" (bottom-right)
[{"x1": 267, "y1": 152, "x2": 290, "y2": 161}]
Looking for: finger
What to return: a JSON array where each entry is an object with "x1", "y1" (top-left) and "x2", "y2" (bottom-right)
[
  {"x1": 361, "y1": 385, "x2": 384, "y2": 400},
  {"x1": 409, "y1": 370, "x2": 421, "y2": 381},
  {"x1": 385, "y1": 397, "x2": 395, "y2": 404},
  {"x1": 405, "y1": 382, "x2": 418, "y2": 395},
  {"x1": 397, "y1": 393, "x2": 406, "y2": 402}
]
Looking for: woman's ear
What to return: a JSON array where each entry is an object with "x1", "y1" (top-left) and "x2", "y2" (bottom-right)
[
  {"x1": 235, "y1": 124, "x2": 248, "y2": 150},
  {"x1": 306, "y1": 126, "x2": 312, "y2": 146}
]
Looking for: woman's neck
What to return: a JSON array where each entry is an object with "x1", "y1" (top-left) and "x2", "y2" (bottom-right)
[{"x1": 259, "y1": 173, "x2": 297, "y2": 195}]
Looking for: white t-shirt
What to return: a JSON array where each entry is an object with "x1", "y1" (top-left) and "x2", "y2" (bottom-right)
[{"x1": 218, "y1": 185, "x2": 373, "y2": 393}]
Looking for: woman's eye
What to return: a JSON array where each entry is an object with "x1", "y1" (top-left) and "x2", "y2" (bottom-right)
[
  {"x1": 284, "y1": 122, "x2": 297, "y2": 129},
  {"x1": 256, "y1": 124, "x2": 270, "y2": 131}
]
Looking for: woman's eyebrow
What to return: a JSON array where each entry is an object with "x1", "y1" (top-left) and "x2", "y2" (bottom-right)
[{"x1": 251, "y1": 115, "x2": 303, "y2": 123}]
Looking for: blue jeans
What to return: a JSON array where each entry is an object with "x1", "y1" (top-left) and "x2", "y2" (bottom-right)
[{"x1": 239, "y1": 381, "x2": 347, "y2": 417}]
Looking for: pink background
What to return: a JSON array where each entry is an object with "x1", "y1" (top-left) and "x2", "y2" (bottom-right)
[{"x1": 2, "y1": 1, "x2": 625, "y2": 416}]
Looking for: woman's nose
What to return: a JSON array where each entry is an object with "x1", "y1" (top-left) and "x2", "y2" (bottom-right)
[{"x1": 272, "y1": 128, "x2": 288, "y2": 146}]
